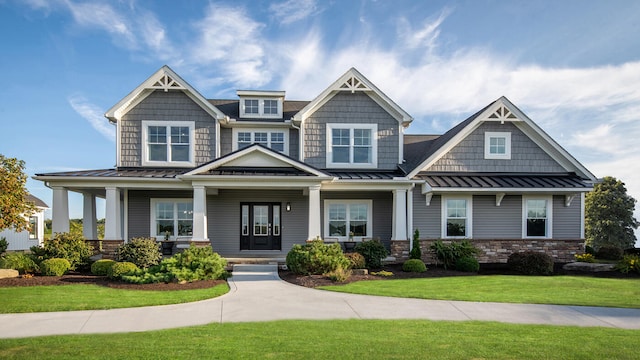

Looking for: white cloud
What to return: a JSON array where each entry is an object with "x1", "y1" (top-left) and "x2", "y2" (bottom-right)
[
  {"x1": 397, "y1": 8, "x2": 451, "y2": 52},
  {"x1": 269, "y1": 0, "x2": 319, "y2": 25},
  {"x1": 65, "y1": 2, "x2": 136, "y2": 47},
  {"x1": 68, "y1": 95, "x2": 115, "y2": 141}
]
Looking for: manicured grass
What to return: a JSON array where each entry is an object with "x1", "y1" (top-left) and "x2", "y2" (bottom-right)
[
  {"x1": 0, "y1": 283, "x2": 229, "y2": 313},
  {"x1": 319, "y1": 275, "x2": 640, "y2": 308},
  {"x1": 0, "y1": 319, "x2": 637, "y2": 359}
]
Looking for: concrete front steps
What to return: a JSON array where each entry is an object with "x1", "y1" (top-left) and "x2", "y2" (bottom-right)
[{"x1": 224, "y1": 257, "x2": 286, "y2": 271}]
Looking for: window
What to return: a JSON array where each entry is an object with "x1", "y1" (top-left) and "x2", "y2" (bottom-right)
[
  {"x1": 28, "y1": 216, "x2": 38, "y2": 240},
  {"x1": 485, "y1": 132, "x2": 511, "y2": 159},
  {"x1": 240, "y1": 98, "x2": 281, "y2": 118},
  {"x1": 233, "y1": 129, "x2": 288, "y2": 154},
  {"x1": 324, "y1": 200, "x2": 372, "y2": 240},
  {"x1": 523, "y1": 197, "x2": 552, "y2": 238},
  {"x1": 442, "y1": 196, "x2": 472, "y2": 238},
  {"x1": 151, "y1": 199, "x2": 193, "y2": 239},
  {"x1": 264, "y1": 99, "x2": 278, "y2": 115},
  {"x1": 142, "y1": 121, "x2": 194, "y2": 166},
  {"x1": 326, "y1": 124, "x2": 378, "y2": 168},
  {"x1": 244, "y1": 99, "x2": 259, "y2": 114}
]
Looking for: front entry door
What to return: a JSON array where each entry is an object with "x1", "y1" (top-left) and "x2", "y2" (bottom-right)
[{"x1": 240, "y1": 203, "x2": 282, "y2": 250}]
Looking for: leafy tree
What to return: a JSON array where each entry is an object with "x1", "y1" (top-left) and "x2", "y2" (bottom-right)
[
  {"x1": 0, "y1": 155, "x2": 36, "y2": 232},
  {"x1": 585, "y1": 176, "x2": 639, "y2": 250}
]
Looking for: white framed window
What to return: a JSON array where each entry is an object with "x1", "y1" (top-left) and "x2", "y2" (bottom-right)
[
  {"x1": 28, "y1": 216, "x2": 38, "y2": 240},
  {"x1": 142, "y1": 121, "x2": 195, "y2": 167},
  {"x1": 150, "y1": 199, "x2": 193, "y2": 240},
  {"x1": 326, "y1": 124, "x2": 378, "y2": 168},
  {"x1": 441, "y1": 196, "x2": 473, "y2": 238},
  {"x1": 485, "y1": 132, "x2": 511, "y2": 159},
  {"x1": 522, "y1": 196, "x2": 553, "y2": 238},
  {"x1": 240, "y1": 98, "x2": 282, "y2": 118},
  {"x1": 244, "y1": 99, "x2": 259, "y2": 114},
  {"x1": 324, "y1": 200, "x2": 372, "y2": 240},
  {"x1": 232, "y1": 128, "x2": 289, "y2": 155}
]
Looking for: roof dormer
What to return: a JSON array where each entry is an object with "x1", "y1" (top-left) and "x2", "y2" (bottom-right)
[{"x1": 237, "y1": 90, "x2": 286, "y2": 119}]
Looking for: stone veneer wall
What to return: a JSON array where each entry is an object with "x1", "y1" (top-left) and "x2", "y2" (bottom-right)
[
  {"x1": 391, "y1": 239, "x2": 584, "y2": 264},
  {"x1": 86, "y1": 240, "x2": 125, "y2": 260}
]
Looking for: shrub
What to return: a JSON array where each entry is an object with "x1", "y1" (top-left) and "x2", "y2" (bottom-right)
[
  {"x1": 325, "y1": 266, "x2": 352, "y2": 282},
  {"x1": 585, "y1": 245, "x2": 595, "y2": 255},
  {"x1": 614, "y1": 255, "x2": 640, "y2": 274},
  {"x1": 624, "y1": 248, "x2": 640, "y2": 255},
  {"x1": 115, "y1": 237, "x2": 162, "y2": 269},
  {"x1": 0, "y1": 237, "x2": 8, "y2": 255},
  {"x1": 344, "y1": 252, "x2": 366, "y2": 269},
  {"x1": 402, "y1": 259, "x2": 427, "y2": 273},
  {"x1": 371, "y1": 270, "x2": 393, "y2": 277},
  {"x1": 409, "y1": 229, "x2": 421, "y2": 260},
  {"x1": 0, "y1": 252, "x2": 39, "y2": 274},
  {"x1": 574, "y1": 253, "x2": 595, "y2": 263},
  {"x1": 354, "y1": 239, "x2": 388, "y2": 269},
  {"x1": 35, "y1": 232, "x2": 94, "y2": 270},
  {"x1": 107, "y1": 262, "x2": 138, "y2": 280},
  {"x1": 430, "y1": 240, "x2": 480, "y2": 269},
  {"x1": 286, "y1": 240, "x2": 349, "y2": 275},
  {"x1": 455, "y1": 256, "x2": 480, "y2": 272},
  {"x1": 508, "y1": 251, "x2": 554, "y2": 275},
  {"x1": 40, "y1": 258, "x2": 71, "y2": 276},
  {"x1": 91, "y1": 259, "x2": 116, "y2": 276},
  {"x1": 596, "y1": 246, "x2": 624, "y2": 261}
]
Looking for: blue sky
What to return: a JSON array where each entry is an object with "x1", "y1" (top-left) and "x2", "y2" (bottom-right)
[{"x1": 2, "y1": 0, "x2": 640, "y2": 240}]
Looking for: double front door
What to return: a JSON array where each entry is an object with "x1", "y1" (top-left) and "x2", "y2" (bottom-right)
[{"x1": 240, "y1": 203, "x2": 282, "y2": 250}]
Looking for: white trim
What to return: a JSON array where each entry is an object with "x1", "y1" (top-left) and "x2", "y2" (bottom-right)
[
  {"x1": 484, "y1": 131, "x2": 511, "y2": 160},
  {"x1": 326, "y1": 123, "x2": 378, "y2": 168},
  {"x1": 580, "y1": 192, "x2": 585, "y2": 239},
  {"x1": 149, "y1": 198, "x2": 194, "y2": 240},
  {"x1": 392, "y1": 189, "x2": 408, "y2": 241},
  {"x1": 323, "y1": 199, "x2": 373, "y2": 241},
  {"x1": 231, "y1": 128, "x2": 289, "y2": 155},
  {"x1": 522, "y1": 195, "x2": 553, "y2": 239},
  {"x1": 239, "y1": 98, "x2": 283, "y2": 119},
  {"x1": 308, "y1": 185, "x2": 321, "y2": 240},
  {"x1": 441, "y1": 195, "x2": 473, "y2": 239},
  {"x1": 496, "y1": 193, "x2": 506, "y2": 206},
  {"x1": 141, "y1": 121, "x2": 196, "y2": 167}
]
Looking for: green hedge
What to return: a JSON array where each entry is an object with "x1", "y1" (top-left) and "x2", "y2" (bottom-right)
[
  {"x1": 402, "y1": 259, "x2": 427, "y2": 273},
  {"x1": 40, "y1": 258, "x2": 71, "y2": 276},
  {"x1": 286, "y1": 240, "x2": 349, "y2": 275},
  {"x1": 91, "y1": 259, "x2": 117, "y2": 276}
]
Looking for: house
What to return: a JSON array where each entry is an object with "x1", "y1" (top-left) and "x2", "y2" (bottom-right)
[
  {"x1": 34, "y1": 66, "x2": 596, "y2": 263},
  {"x1": 0, "y1": 194, "x2": 48, "y2": 251}
]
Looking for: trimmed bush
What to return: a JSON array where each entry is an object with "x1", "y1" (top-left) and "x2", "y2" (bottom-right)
[
  {"x1": 508, "y1": 251, "x2": 554, "y2": 275},
  {"x1": 596, "y1": 246, "x2": 624, "y2": 261},
  {"x1": 402, "y1": 259, "x2": 427, "y2": 273},
  {"x1": 325, "y1": 266, "x2": 352, "y2": 282},
  {"x1": 0, "y1": 237, "x2": 8, "y2": 255},
  {"x1": 344, "y1": 252, "x2": 366, "y2": 269},
  {"x1": 614, "y1": 255, "x2": 640, "y2": 274},
  {"x1": 0, "y1": 252, "x2": 39, "y2": 274},
  {"x1": 40, "y1": 258, "x2": 71, "y2": 276},
  {"x1": 286, "y1": 240, "x2": 350, "y2": 275},
  {"x1": 409, "y1": 229, "x2": 421, "y2": 260},
  {"x1": 107, "y1": 262, "x2": 138, "y2": 280},
  {"x1": 354, "y1": 239, "x2": 388, "y2": 269},
  {"x1": 34, "y1": 232, "x2": 94, "y2": 270},
  {"x1": 91, "y1": 259, "x2": 116, "y2": 276},
  {"x1": 455, "y1": 256, "x2": 480, "y2": 272},
  {"x1": 430, "y1": 240, "x2": 480, "y2": 269},
  {"x1": 115, "y1": 237, "x2": 162, "y2": 269}
]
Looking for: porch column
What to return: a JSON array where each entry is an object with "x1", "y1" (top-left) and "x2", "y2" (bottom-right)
[
  {"x1": 407, "y1": 187, "x2": 414, "y2": 248},
  {"x1": 392, "y1": 189, "x2": 408, "y2": 241},
  {"x1": 192, "y1": 185, "x2": 208, "y2": 241},
  {"x1": 104, "y1": 187, "x2": 122, "y2": 240},
  {"x1": 82, "y1": 193, "x2": 98, "y2": 240},
  {"x1": 51, "y1": 186, "x2": 70, "y2": 234},
  {"x1": 308, "y1": 184, "x2": 321, "y2": 240}
]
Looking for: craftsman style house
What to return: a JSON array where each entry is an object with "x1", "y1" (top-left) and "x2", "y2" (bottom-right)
[{"x1": 35, "y1": 66, "x2": 596, "y2": 263}]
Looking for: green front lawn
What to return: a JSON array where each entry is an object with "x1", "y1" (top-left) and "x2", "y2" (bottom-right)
[
  {"x1": 320, "y1": 275, "x2": 640, "y2": 308},
  {"x1": 0, "y1": 283, "x2": 229, "y2": 313},
  {"x1": 0, "y1": 319, "x2": 637, "y2": 359}
]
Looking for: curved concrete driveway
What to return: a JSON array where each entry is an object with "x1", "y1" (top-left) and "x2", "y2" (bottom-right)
[{"x1": 1, "y1": 264, "x2": 639, "y2": 339}]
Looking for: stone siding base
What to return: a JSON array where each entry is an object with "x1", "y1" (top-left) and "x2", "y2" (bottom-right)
[
  {"x1": 390, "y1": 239, "x2": 584, "y2": 264},
  {"x1": 85, "y1": 240, "x2": 125, "y2": 260}
]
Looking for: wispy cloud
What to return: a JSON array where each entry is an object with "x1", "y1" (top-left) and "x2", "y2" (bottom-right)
[
  {"x1": 397, "y1": 8, "x2": 452, "y2": 53},
  {"x1": 65, "y1": 1, "x2": 136, "y2": 47},
  {"x1": 68, "y1": 95, "x2": 115, "y2": 141},
  {"x1": 269, "y1": 0, "x2": 319, "y2": 25}
]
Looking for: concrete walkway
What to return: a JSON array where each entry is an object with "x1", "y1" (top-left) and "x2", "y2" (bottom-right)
[{"x1": 1, "y1": 264, "x2": 639, "y2": 339}]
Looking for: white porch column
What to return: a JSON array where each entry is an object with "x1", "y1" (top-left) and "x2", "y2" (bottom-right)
[
  {"x1": 104, "y1": 187, "x2": 122, "y2": 240},
  {"x1": 192, "y1": 185, "x2": 208, "y2": 241},
  {"x1": 407, "y1": 187, "x2": 414, "y2": 248},
  {"x1": 51, "y1": 186, "x2": 70, "y2": 234},
  {"x1": 82, "y1": 193, "x2": 98, "y2": 240},
  {"x1": 307, "y1": 184, "x2": 321, "y2": 240},
  {"x1": 392, "y1": 189, "x2": 408, "y2": 241}
]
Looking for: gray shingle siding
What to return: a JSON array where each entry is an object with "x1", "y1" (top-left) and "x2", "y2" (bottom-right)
[
  {"x1": 120, "y1": 90, "x2": 217, "y2": 167},
  {"x1": 553, "y1": 195, "x2": 582, "y2": 239},
  {"x1": 127, "y1": 190, "x2": 193, "y2": 239},
  {"x1": 412, "y1": 192, "x2": 441, "y2": 238},
  {"x1": 428, "y1": 122, "x2": 565, "y2": 173},
  {"x1": 472, "y1": 195, "x2": 521, "y2": 238},
  {"x1": 303, "y1": 92, "x2": 399, "y2": 170}
]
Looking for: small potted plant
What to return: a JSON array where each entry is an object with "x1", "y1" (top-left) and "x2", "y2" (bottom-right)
[{"x1": 161, "y1": 231, "x2": 173, "y2": 255}]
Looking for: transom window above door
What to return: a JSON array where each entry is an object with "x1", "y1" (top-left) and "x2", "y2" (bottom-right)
[
  {"x1": 233, "y1": 129, "x2": 288, "y2": 154},
  {"x1": 142, "y1": 121, "x2": 195, "y2": 167},
  {"x1": 326, "y1": 124, "x2": 378, "y2": 168}
]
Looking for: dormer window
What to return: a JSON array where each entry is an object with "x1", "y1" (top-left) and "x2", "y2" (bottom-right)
[
  {"x1": 237, "y1": 90, "x2": 285, "y2": 119},
  {"x1": 264, "y1": 99, "x2": 278, "y2": 115},
  {"x1": 244, "y1": 99, "x2": 259, "y2": 115}
]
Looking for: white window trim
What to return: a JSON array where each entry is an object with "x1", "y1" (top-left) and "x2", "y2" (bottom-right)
[
  {"x1": 323, "y1": 200, "x2": 373, "y2": 241},
  {"x1": 240, "y1": 98, "x2": 282, "y2": 118},
  {"x1": 522, "y1": 195, "x2": 553, "y2": 239},
  {"x1": 441, "y1": 195, "x2": 473, "y2": 239},
  {"x1": 150, "y1": 198, "x2": 194, "y2": 240},
  {"x1": 231, "y1": 128, "x2": 289, "y2": 155},
  {"x1": 326, "y1": 123, "x2": 378, "y2": 168},
  {"x1": 28, "y1": 215, "x2": 39, "y2": 240},
  {"x1": 142, "y1": 121, "x2": 196, "y2": 167},
  {"x1": 484, "y1": 132, "x2": 511, "y2": 160}
]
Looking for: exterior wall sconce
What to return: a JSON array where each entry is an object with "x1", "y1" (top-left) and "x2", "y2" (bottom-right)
[{"x1": 286, "y1": 202, "x2": 291, "y2": 212}]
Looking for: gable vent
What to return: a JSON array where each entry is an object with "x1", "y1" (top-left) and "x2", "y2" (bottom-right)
[
  {"x1": 339, "y1": 76, "x2": 371, "y2": 93},
  {"x1": 151, "y1": 74, "x2": 186, "y2": 92}
]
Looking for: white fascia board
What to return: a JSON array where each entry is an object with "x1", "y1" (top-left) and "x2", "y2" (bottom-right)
[
  {"x1": 425, "y1": 187, "x2": 592, "y2": 194},
  {"x1": 236, "y1": 90, "x2": 285, "y2": 98},
  {"x1": 320, "y1": 181, "x2": 414, "y2": 191},
  {"x1": 34, "y1": 176, "x2": 191, "y2": 189},
  {"x1": 224, "y1": 120, "x2": 292, "y2": 128},
  {"x1": 187, "y1": 178, "x2": 331, "y2": 189}
]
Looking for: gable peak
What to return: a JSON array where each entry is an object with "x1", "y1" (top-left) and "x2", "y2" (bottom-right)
[
  {"x1": 339, "y1": 74, "x2": 371, "y2": 93},
  {"x1": 151, "y1": 73, "x2": 186, "y2": 92}
]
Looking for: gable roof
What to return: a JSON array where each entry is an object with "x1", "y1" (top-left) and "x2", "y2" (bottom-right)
[
  {"x1": 405, "y1": 97, "x2": 597, "y2": 181},
  {"x1": 26, "y1": 194, "x2": 48, "y2": 208},
  {"x1": 209, "y1": 99, "x2": 309, "y2": 121},
  {"x1": 105, "y1": 65, "x2": 226, "y2": 122},
  {"x1": 292, "y1": 68, "x2": 413, "y2": 126}
]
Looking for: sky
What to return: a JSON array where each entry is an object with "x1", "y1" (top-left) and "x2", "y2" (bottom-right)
[{"x1": 2, "y1": 0, "x2": 640, "y2": 242}]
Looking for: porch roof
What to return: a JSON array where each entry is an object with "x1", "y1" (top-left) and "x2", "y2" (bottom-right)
[
  {"x1": 197, "y1": 166, "x2": 316, "y2": 176},
  {"x1": 35, "y1": 168, "x2": 187, "y2": 178},
  {"x1": 326, "y1": 169, "x2": 405, "y2": 180},
  {"x1": 415, "y1": 172, "x2": 592, "y2": 190}
]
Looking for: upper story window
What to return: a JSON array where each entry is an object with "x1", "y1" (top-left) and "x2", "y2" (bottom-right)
[
  {"x1": 485, "y1": 132, "x2": 511, "y2": 160},
  {"x1": 244, "y1": 99, "x2": 259, "y2": 114},
  {"x1": 233, "y1": 128, "x2": 288, "y2": 154},
  {"x1": 142, "y1": 121, "x2": 195, "y2": 167},
  {"x1": 523, "y1": 196, "x2": 552, "y2": 238},
  {"x1": 442, "y1": 196, "x2": 472, "y2": 238},
  {"x1": 240, "y1": 98, "x2": 282, "y2": 118},
  {"x1": 326, "y1": 124, "x2": 378, "y2": 168},
  {"x1": 264, "y1": 99, "x2": 278, "y2": 115}
]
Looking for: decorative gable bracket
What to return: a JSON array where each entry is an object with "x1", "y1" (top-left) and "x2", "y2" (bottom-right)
[
  {"x1": 496, "y1": 193, "x2": 506, "y2": 206},
  {"x1": 151, "y1": 74, "x2": 186, "y2": 92},
  {"x1": 565, "y1": 194, "x2": 577, "y2": 207},
  {"x1": 339, "y1": 76, "x2": 371, "y2": 93}
]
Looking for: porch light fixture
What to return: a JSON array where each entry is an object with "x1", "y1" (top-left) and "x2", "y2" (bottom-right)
[{"x1": 286, "y1": 202, "x2": 291, "y2": 212}]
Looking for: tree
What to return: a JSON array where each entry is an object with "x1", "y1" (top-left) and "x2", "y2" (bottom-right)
[
  {"x1": 585, "y1": 176, "x2": 639, "y2": 250},
  {"x1": 0, "y1": 155, "x2": 36, "y2": 232}
]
